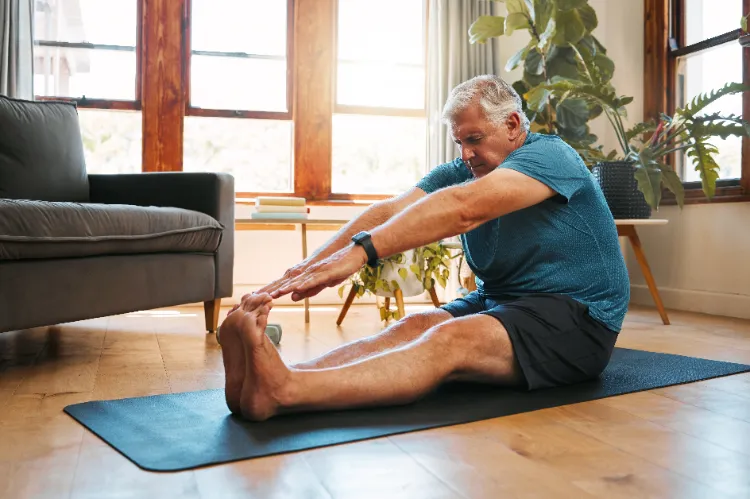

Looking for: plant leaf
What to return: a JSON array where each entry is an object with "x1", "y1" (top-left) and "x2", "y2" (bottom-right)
[
  {"x1": 687, "y1": 140, "x2": 721, "y2": 199},
  {"x1": 633, "y1": 166, "x2": 662, "y2": 210},
  {"x1": 534, "y1": 0, "x2": 553, "y2": 34},
  {"x1": 469, "y1": 16, "x2": 506, "y2": 44},
  {"x1": 506, "y1": 0, "x2": 529, "y2": 15},
  {"x1": 524, "y1": 48, "x2": 545, "y2": 75},
  {"x1": 660, "y1": 168, "x2": 685, "y2": 208},
  {"x1": 506, "y1": 43, "x2": 533, "y2": 72},
  {"x1": 397, "y1": 268, "x2": 408, "y2": 281},
  {"x1": 577, "y1": 4, "x2": 598, "y2": 32},
  {"x1": 742, "y1": 14, "x2": 748, "y2": 32},
  {"x1": 679, "y1": 82, "x2": 750, "y2": 119},
  {"x1": 505, "y1": 12, "x2": 530, "y2": 35},
  {"x1": 338, "y1": 286, "x2": 345, "y2": 299},
  {"x1": 525, "y1": 85, "x2": 552, "y2": 112},
  {"x1": 553, "y1": 9, "x2": 586, "y2": 45},
  {"x1": 557, "y1": 0, "x2": 587, "y2": 10},
  {"x1": 556, "y1": 98, "x2": 589, "y2": 130}
]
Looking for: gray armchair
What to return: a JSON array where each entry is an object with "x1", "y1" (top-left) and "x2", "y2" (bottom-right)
[{"x1": 0, "y1": 95, "x2": 234, "y2": 335}]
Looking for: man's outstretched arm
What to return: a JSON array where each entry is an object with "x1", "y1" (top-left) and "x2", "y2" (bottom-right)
[
  {"x1": 256, "y1": 187, "x2": 426, "y2": 296},
  {"x1": 272, "y1": 168, "x2": 556, "y2": 300},
  {"x1": 369, "y1": 168, "x2": 556, "y2": 262}
]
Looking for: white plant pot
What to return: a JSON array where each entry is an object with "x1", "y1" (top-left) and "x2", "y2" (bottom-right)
[{"x1": 375, "y1": 249, "x2": 425, "y2": 298}]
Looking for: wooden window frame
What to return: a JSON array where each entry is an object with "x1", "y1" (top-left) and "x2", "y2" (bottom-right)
[
  {"x1": 182, "y1": 0, "x2": 295, "y2": 121},
  {"x1": 644, "y1": 0, "x2": 750, "y2": 205},
  {"x1": 326, "y1": 0, "x2": 429, "y2": 202},
  {"x1": 33, "y1": 1, "x2": 143, "y2": 111}
]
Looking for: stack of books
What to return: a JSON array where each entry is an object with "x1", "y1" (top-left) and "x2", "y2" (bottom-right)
[{"x1": 250, "y1": 196, "x2": 309, "y2": 221}]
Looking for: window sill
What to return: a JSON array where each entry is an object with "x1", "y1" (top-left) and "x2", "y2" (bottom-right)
[{"x1": 660, "y1": 184, "x2": 750, "y2": 205}]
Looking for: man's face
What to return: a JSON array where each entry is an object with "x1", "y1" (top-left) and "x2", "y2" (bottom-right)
[{"x1": 450, "y1": 102, "x2": 526, "y2": 178}]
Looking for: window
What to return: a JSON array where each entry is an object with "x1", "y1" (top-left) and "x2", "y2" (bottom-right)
[
  {"x1": 645, "y1": 0, "x2": 749, "y2": 202},
  {"x1": 183, "y1": 0, "x2": 294, "y2": 193},
  {"x1": 332, "y1": 0, "x2": 428, "y2": 195},
  {"x1": 32, "y1": 0, "x2": 142, "y2": 174},
  {"x1": 674, "y1": 0, "x2": 744, "y2": 182}
]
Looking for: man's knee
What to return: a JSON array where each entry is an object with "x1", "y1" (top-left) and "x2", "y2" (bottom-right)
[
  {"x1": 399, "y1": 309, "x2": 451, "y2": 331},
  {"x1": 422, "y1": 315, "x2": 518, "y2": 378}
]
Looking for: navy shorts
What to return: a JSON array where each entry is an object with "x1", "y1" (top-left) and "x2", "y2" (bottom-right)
[{"x1": 442, "y1": 291, "x2": 619, "y2": 390}]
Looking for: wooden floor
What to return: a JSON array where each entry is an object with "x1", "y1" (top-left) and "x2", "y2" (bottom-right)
[{"x1": 2, "y1": 303, "x2": 750, "y2": 499}]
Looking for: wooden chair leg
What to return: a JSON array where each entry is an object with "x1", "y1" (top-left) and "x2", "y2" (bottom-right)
[
  {"x1": 336, "y1": 286, "x2": 358, "y2": 326},
  {"x1": 394, "y1": 289, "x2": 406, "y2": 319},
  {"x1": 428, "y1": 286, "x2": 441, "y2": 307},
  {"x1": 384, "y1": 297, "x2": 390, "y2": 311},
  {"x1": 204, "y1": 298, "x2": 221, "y2": 333}
]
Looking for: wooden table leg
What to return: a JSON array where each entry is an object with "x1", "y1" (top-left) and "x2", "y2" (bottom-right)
[
  {"x1": 301, "y1": 223, "x2": 310, "y2": 323},
  {"x1": 336, "y1": 285, "x2": 358, "y2": 326},
  {"x1": 619, "y1": 225, "x2": 670, "y2": 325},
  {"x1": 394, "y1": 289, "x2": 406, "y2": 319}
]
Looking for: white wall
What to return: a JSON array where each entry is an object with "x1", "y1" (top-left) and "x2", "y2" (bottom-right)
[{"x1": 627, "y1": 203, "x2": 750, "y2": 320}]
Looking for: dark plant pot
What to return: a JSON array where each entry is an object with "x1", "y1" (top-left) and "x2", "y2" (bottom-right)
[{"x1": 591, "y1": 161, "x2": 652, "y2": 219}]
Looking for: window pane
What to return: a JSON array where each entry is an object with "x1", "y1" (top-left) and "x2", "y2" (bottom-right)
[
  {"x1": 34, "y1": 0, "x2": 137, "y2": 46},
  {"x1": 685, "y1": 0, "x2": 742, "y2": 45},
  {"x1": 183, "y1": 117, "x2": 292, "y2": 192},
  {"x1": 78, "y1": 109, "x2": 142, "y2": 174},
  {"x1": 332, "y1": 114, "x2": 426, "y2": 194},
  {"x1": 191, "y1": 0, "x2": 287, "y2": 56},
  {"x1": 337, "y1": 62, "x2": 425, "y2": 109},
  {"x1": 190, "y1": 56, "x2": 287, "y2": 111},
  {"x1": 336, "y1": 0, "x2": 425, "y2": 108},
  {"x1": 34, "y1": 46, "x2": 136, "y2": 99},
  {"x1": 190, "y1": 0, "x2": 289, "y2": 112},
  {"x1": 676, "y1": 42, "x2": 743, "y2": 181}
]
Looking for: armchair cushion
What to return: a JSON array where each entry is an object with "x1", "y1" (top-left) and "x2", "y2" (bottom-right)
[
  {"x1": 0, "y1": 96, "x2": 89, "y2": 202},
  {"x1": 0, "y1": 199, "x2": 224, "y2": 261}
]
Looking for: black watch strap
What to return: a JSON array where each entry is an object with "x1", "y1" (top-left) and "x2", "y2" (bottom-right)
[{"x1": 352, "y1": 231, "x2": 379, "y2": 267}]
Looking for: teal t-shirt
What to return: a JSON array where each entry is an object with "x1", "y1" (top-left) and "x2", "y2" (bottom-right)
[{"x1": 416, "y1": 132, "x2": 630, "y2": 332}]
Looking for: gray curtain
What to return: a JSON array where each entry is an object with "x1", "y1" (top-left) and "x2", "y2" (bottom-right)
[
  {"x1": 426, "y1": 0, "x2": 503, "y2": 167},
  {"x1": 0, "y1": 0, "x2": 34, "y2": 99}
]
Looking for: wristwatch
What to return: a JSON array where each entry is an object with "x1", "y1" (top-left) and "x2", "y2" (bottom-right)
[{"x1": 351, "y1": 231, "x2": 379, "y2": 267}]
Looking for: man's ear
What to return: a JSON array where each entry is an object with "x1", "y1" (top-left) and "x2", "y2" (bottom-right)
[{"x1": 506, "y1": 112, "x2": 524, "y2": 141}]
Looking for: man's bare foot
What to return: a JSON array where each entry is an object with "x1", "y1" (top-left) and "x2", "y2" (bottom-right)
[
  {"x1": 238, "y1": 298, "x2": 294, "y2": 422},
  {"x1": 220, "y1": 294, "x2": 272, "y2": 415}
]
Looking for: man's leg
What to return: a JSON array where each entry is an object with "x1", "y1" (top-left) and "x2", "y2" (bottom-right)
[
  {"x1": 223, "y1": 297, "x2": 523, "y2": 421},
  {"x1": 293, "y1": 309, "x2": 453, "y2": 369}
]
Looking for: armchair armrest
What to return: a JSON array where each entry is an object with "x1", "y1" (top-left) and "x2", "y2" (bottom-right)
[{"x1": 88, "y1": 172, "x2": 235, "y2": 298}]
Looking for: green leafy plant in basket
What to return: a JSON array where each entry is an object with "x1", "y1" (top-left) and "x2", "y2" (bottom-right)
[
  {"x1": 526, "y1": 40, "x2": 750, "y2": 209},
  {"x1": 469, "y1": 0, "x2": 616, "y2": 162},
  {"x1": 338, "y1": 242, "x2": 459, "y2": 322}
]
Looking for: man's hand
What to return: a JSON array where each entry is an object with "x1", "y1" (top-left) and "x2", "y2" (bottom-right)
[
  {"x1": 271, "y1": 244, "x2": 368, "y2": 302},
  {"x1": 255, "y1": 259, "x2": 314, "y2": 297}
]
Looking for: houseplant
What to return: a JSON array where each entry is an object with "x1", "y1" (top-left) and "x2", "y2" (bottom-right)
[
  {"x1": 338, "y1": 242, "x2": 457, "y2": 322},
  {"x1": 526, "y1": 42, "x2": 750, "y2": 213},
  {"x1": 471, "y1": 2, "x2": 750, "y2": 214},
  {"x1": 469, "y1": 0, "x2": 616, "y2": 162}
]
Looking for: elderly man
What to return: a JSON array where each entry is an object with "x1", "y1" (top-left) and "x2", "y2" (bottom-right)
[{"x1": 219, "y1": 74, "x2": 630, "y2": 421}]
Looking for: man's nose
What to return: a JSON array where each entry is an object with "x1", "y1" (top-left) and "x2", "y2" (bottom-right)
[{"x1": 461, "y1": 147, "x2": 474, "y2": 163}]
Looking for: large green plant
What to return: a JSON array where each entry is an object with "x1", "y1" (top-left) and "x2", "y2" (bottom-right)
[
  {"x1": 469, "y1": 0, "x2": 616, "y2": 159},
  {"x1": 528, "y1": 45, "x2": 750, "y2": 210}
]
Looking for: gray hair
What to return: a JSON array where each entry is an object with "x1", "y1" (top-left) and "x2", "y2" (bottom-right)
[{"x1": 441, "y1": 75, "x2": 530, "y2": 131}]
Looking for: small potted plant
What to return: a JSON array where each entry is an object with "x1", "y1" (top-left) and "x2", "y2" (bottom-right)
[{"x1": 338, "y1": 242, "x2": 457, "y2": 322}]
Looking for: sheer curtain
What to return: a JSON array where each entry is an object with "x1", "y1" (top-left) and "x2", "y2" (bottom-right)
[
  {"x1": 0, "y1": 0, "x2": 34, "y2": 99},
  {"x1": 426, "y1": 0, "x2": 503, "y2": 168}
]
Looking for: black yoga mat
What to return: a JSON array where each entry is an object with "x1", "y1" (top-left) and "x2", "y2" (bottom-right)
[{"x1": 64, "y1": 348, "x2": 750, "y2": 472}]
